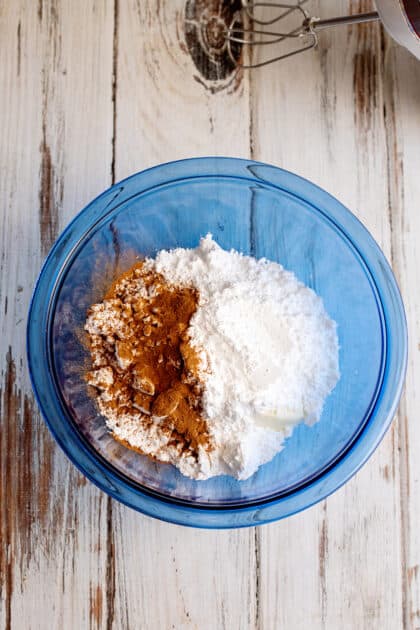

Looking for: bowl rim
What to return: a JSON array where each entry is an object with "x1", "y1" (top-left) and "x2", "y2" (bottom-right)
[{"x1": 27, "y1": 157, "x2": 408, "y2": 528}]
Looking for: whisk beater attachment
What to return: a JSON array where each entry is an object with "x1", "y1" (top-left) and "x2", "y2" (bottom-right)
[{"x1": 227, "y1": 1, "x2": 380, "y2": 68}]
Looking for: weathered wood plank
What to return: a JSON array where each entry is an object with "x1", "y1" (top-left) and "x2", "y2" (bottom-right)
[
  {"x1": 250, "y1": 0, "x2": 405, "y2": 628},
  {"x1": 385, "y1": 43, "x2": 420, "y2": 630},
  {"x1": 114, "y1": 0, "x2": 250, "y2": 176},
  {"x1": 0, "y1": 2, "x2": 114, "y2": 628},
  {"x1": 111, "y1": 2, "x2": 257, "y2": 629}
]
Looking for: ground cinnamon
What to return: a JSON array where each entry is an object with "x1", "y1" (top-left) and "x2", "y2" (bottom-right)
[{"x1": 86, "y1": 262, "x2": 212, "y2": 460}]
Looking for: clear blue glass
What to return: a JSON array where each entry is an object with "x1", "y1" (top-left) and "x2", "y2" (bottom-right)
[{"x1": 27, "y1": 158, "x2": 407, "y2": 528}]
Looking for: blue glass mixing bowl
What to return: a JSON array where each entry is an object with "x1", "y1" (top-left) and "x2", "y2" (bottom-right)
[{"x1": 27, "y1": 158, "x2": 407, "y2": 528}]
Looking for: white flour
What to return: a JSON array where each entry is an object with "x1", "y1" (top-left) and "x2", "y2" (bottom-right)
[{"x1": 147, "y1": 234, "x2": 340, "y2": 480}]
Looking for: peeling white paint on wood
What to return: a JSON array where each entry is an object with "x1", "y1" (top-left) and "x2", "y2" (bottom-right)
[{"x1": 1, "y1": 1, "x2": 419, "y2": 629}]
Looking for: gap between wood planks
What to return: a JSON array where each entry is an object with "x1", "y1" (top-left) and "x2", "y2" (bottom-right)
[{"x1": 104, "y1": 1, "x2": 120, "y2": 627}]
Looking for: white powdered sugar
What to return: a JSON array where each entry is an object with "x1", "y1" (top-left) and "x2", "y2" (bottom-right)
[{"x1": 147, "y1": 234, "x2": 340, "y2": 480}]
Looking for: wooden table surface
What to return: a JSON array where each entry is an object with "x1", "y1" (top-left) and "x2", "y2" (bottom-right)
[{"x1": 1, "y1": 1, "x2": 420, "y2": 628}]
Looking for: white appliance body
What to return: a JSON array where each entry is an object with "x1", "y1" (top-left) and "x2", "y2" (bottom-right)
[{"x1": 376, "y1": 0, "x2": 420, "y2": 59}]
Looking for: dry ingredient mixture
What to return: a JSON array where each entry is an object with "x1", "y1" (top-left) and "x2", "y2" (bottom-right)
[
  {"x1": 85, "y1": 264, "x2": 213, "y2": 473},
  {"x1": 85, "y1": 235, "x2": 340, "y2": 480}
]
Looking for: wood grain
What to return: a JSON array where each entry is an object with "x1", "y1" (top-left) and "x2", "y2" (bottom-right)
[
  {"x1": 249, "y1": 0, "x2": 405, "y2": 628},
  {"x1": 111, "y1": 2, "x2": 257, "y2": 629},
  {"x1": 385, "y1": 42, "x2": 420, "y2": 630},
  {"x1": 1, "y1": 0, "x2": 420, "y2": 628},
  {"x1": 1, "y1": 2, "x2": 114, "y2": 628}
]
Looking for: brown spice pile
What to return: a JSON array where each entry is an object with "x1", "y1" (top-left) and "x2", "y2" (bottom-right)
[{"x1": 85, "y1": 262, "x2": 212, "y2": 461}]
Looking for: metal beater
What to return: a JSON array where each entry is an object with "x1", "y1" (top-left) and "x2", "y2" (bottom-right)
[{"x1": 226, "y1": 0, "x2": 420, "y2": 68}]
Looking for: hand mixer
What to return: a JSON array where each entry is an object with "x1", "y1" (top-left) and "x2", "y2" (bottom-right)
[{"x1": 227, "y1": 0, "x2": 420, "y2": 68}]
